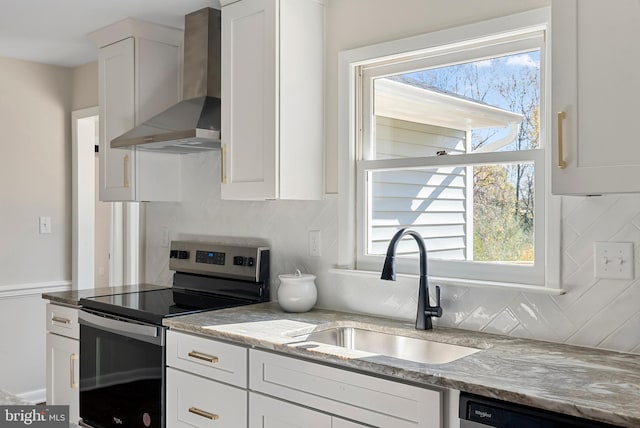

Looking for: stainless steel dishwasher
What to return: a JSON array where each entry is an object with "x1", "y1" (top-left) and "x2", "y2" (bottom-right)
[{"x1": 459, "y1": 392, "x2": 621, "y2": 427}]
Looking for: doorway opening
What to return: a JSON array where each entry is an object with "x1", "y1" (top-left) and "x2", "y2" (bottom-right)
[{"x1": 72, "y1": 107, "x2": 113, "y2": 289}]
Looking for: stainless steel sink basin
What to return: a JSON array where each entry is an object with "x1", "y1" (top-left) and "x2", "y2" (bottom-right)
[{"x1": 290, "y1": 326, "x2": 481, "y2": 364}]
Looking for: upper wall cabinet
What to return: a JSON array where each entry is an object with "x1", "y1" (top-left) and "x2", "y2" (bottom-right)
[
  {"x1": 220, "y1": 0, "x2": 325, "y2": 200},
  {"x1": 552, "y1": 0, "x2": 640, "y2": 195},
  {"x1": 91, "y1": 20, "x2": 183, "y2": 202}
]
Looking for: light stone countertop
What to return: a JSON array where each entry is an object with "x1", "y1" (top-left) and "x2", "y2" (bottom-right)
[
  {"x1": 42, "y1": 284, "x2": 170, "y2": 306},
  {"x1": 0, "y1": 389, "x2": 29, "y2": 405},
  {"x1": 164, "y1": 302, "x2": 640, "y2": 427}
]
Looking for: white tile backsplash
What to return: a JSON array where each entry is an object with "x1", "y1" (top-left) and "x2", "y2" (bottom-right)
[{"x1": 145, "y1": 152, "x2": 640, "y2": 354}]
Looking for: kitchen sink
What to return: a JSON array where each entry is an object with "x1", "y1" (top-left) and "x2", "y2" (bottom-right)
[{"x1": 289, "y1": 326, "x2": 481, "y2": 364}]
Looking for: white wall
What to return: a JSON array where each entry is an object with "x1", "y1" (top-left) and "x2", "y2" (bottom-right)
[
  {"x1": 0, "y1": 56, "x2": 73, "y2": 398},
  {"x1": 146, "y1": 0, "x2": 640, "y2": 356}
]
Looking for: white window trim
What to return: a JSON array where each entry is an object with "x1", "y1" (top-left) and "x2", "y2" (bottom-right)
[{"x1": 336, "y1": 7, "x2": 563, "y2": 293}]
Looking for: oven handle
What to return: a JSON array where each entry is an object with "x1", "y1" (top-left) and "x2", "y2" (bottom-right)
[{"x1": 78, "y1": 310, "x2": 164, "y2": 346}]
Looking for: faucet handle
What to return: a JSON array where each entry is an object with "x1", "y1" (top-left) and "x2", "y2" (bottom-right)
[{"x1": 426, "y1": 285, "x2": 443, "y2": 318}]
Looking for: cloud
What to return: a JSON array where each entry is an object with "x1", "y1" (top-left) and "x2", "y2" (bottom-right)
[{"x1": 506, "y1": 54, "x2": 539, "y2": 67}]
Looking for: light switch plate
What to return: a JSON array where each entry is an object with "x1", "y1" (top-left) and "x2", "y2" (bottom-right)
[
  {"x1": 39, "y1": 216, "x2": 52, "y2": 234},
  {"x1": 594, "y1": 242, "x2": 634, "y2": 280}
]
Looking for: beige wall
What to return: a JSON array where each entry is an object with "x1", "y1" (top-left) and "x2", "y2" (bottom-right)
[
  {"x1": 324, "y1": 0, "x2": 550, "y2": 193},
  {"x1": 0, "y1": 56, "x2": 73, "y2": 398},
  {"x1": 71, "y1": 61, "x2": 98, "y2": 110},
  {"x1": 0, "y1": 57, "x2": 73, "y2": 285}
]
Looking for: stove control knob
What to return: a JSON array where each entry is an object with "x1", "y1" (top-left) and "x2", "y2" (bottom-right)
[
  {"x1": 247, "y1": 257, "x2": 255, "y2": 267},
  {"x1": 233, "y1": 256, "x2": 244, "y2": 266}
]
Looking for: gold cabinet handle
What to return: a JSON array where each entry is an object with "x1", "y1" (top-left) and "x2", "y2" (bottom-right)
[
  {"x1": 123, "y1": 154, "x2": 130, "y2": 187},
  {"x1": 221, "y1": 145, "x2": 228, "y2": 184},
  {"x1": 557, "y1": 111, "x2": 567, "y2": 169},
  {"x1": 188, "y1": 407, "x2": 219, "y2": 420},
  {"x1": 188, "y1": 350, "x2": 219, "y2": 363},
  {"x1": 70, "y1": 354, "x2": 78, "y2": 389},
  {"x1": 52, "y1": 316, "x2": 70, "y2": 325}
]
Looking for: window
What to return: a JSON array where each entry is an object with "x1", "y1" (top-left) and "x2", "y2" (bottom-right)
[{"x1": 339, "y1": 8, "x2": 561, "y2": 290}]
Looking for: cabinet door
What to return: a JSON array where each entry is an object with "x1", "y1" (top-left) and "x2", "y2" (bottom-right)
[
  {"x1": 134, "y1": 37, "x2": 182, "y2": 201},
  {"x1": 221, "y1": 0, "x2": 278, "y2": 200},
  {"x1": 166, "y1": 367, "x2": 247, "y2": 427},
  {"x1": 46, "y1": 333, "x2": 79, "y2": 424},
  {"x1": 552, "y1": 0, "x2": 640, "y2": 195},
  {"x1": 98, "y1": 37, "x2": 136, "y2": 201},
  {"x1": 250, "y1": 349, "x2": 441, "y2": 428},
  {"x1": 249, "y1": 392, "x2": 331, "y2": 428}
]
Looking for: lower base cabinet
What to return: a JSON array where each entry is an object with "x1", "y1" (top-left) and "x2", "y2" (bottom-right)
[
  {"x1": 250, "y1": 349, "x2": 441, "y2": 428},
  {"x1": 166, "y1": 331, "x2": 444, "y2": 428},
  {"x1": 250, "y1": 393, "x2": 367, "y2": 428},
  {"x1": 45, "y1": 332, "x2": 79, "y2": 423},
  {"x1": 166, "y1": 367, "x2": 247, "y2": 427}
]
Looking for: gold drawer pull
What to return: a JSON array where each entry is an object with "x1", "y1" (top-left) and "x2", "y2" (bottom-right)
[
  {"x1": 188, "y1": 350, "x2": 219, "y2": 363},
  {"x1": 557, "y1": 111, "x2": 567, "y2": 169},
  {"x1": 70, "y1": 354, "x2": 78, "y2": 389},
  {"x1": 221, "y1": 145, "x2": 228, "y2": 184},
  {"x1": 52, "y1": 316, "x2": 71, "y2": 325},
  {"x1": 188, "y1": 407, "x2": 219, "y2": 420}
]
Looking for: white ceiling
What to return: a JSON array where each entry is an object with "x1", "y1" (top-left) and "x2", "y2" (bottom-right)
[{"x1": 0, "y1": 0, "x2": 221, "y2": 67}]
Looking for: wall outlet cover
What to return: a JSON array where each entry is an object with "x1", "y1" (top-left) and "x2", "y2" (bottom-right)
[{"x1": 593, "y1": 242, "x2": 634, "y2": 280}]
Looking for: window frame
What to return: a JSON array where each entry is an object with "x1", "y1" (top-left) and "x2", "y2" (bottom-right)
[{"x1": 337, "y1": 7, "x2": 562, "y2": 292}]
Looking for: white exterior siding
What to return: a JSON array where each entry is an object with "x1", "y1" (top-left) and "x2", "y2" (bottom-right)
[{"x1": 370, "y1": 117, "x2": 468, "y2": 259}]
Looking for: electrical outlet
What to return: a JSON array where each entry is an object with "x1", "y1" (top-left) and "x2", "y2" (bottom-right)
[
  {"x1": 594, "y1": 242, "x2": 634, "y2": 280},
  {"x1": 309, "y1": 230, "x2": 321, "y2": 257}
]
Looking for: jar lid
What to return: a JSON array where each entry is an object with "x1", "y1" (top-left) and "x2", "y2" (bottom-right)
[{"x1": 278, "y1": 269, "x2": 316, "y2": 280}]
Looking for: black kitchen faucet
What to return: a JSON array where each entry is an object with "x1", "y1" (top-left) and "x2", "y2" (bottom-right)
[{"x1": 380, "y1": 228, "x2": 443, "y2": 330}]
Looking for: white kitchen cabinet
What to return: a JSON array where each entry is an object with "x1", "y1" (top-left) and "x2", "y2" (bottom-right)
[
  {"x1": 167, "y1": 331, "x2": 442, "y2": 427},
  {"x1": 92, "y1": 20, "x2": 183, "y2": 201},
  {"x1": 220, "y1": 0, "x2": 324, "y2": 200},
  {"x1": 166, "y1": 367, "x2": 247, "y2": 427},
  {"x1": 166, "y1": 331, "x2": 248, "y2": 427},
  {"x1": 249, "y1": 393, "x2": 368, "y2": 428},
  {"x1": 249, "y1": 349, "x2": 441, "y2": 428},
  {"x1": 45, "y1": 304, "x2": 79, "y2": 424},
  {"x1": 166, "y1": 329, "x2": 247, "y2": 387},
  {"x1": 250, "y1": 392, "x2": 331, "y2": 428},
  {"x1": 551, "y1": 0, "x2": 640, "y2": 195}
]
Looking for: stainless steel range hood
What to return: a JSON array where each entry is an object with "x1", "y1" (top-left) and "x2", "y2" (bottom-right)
[{"x1": 111, "y1": 8, "x2": 221, "y2": 154}]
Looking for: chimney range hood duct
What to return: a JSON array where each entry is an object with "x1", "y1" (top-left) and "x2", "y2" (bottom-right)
[{"x1": 111, "y1": 8, "x2": 221, "y2": 154}]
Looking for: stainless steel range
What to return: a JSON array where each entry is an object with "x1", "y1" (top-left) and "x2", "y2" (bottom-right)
[{"x1": 78, "y1": 241, "x2": 269, "y2": 428}]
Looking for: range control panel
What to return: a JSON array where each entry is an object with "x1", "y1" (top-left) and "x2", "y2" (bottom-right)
[{"x1": 169, "y1": 241, "x2": 269, "y2": 282}]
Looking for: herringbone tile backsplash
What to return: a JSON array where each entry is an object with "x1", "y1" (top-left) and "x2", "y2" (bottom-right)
[{"x1": 145, "y1": 152, "x2": 640, "y2": 354}]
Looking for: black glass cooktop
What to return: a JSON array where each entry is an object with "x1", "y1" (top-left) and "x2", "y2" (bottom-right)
[{"x1": 79, "y1": 288, "x2": 251, "y2": 325}]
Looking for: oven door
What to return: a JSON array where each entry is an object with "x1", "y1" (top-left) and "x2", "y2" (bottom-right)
[{"x1": 78, "y1": 310, "x2": 165, "y2": 428}]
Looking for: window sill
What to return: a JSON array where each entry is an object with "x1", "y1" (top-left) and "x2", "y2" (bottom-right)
[{"x1": 328, "y1": 268, "x2": 565, "y2": 295}]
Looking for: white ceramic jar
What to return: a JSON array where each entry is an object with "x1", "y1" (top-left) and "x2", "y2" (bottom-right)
[{"x1": 277, "y1": 269, "x2": 317, "y2": 312}]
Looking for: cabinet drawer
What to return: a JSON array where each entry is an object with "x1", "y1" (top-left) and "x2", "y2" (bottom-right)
[
  {"x1": 46, "y1": 303, "x2": 79, "y2": 339},
  {"x1": 250, "y1": 349, "x2": 441, "y2": 428},
  {"x1": 166, "y1": 330, "x2": 247, "y2": 387},
  {"x1": 167, "y1": 367, "x2": 247, "y2": 427}
]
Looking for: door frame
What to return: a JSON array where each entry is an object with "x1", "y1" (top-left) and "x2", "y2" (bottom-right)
[{"x1": 72, "y1": 107, "x2": 128, "y2": 289}]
